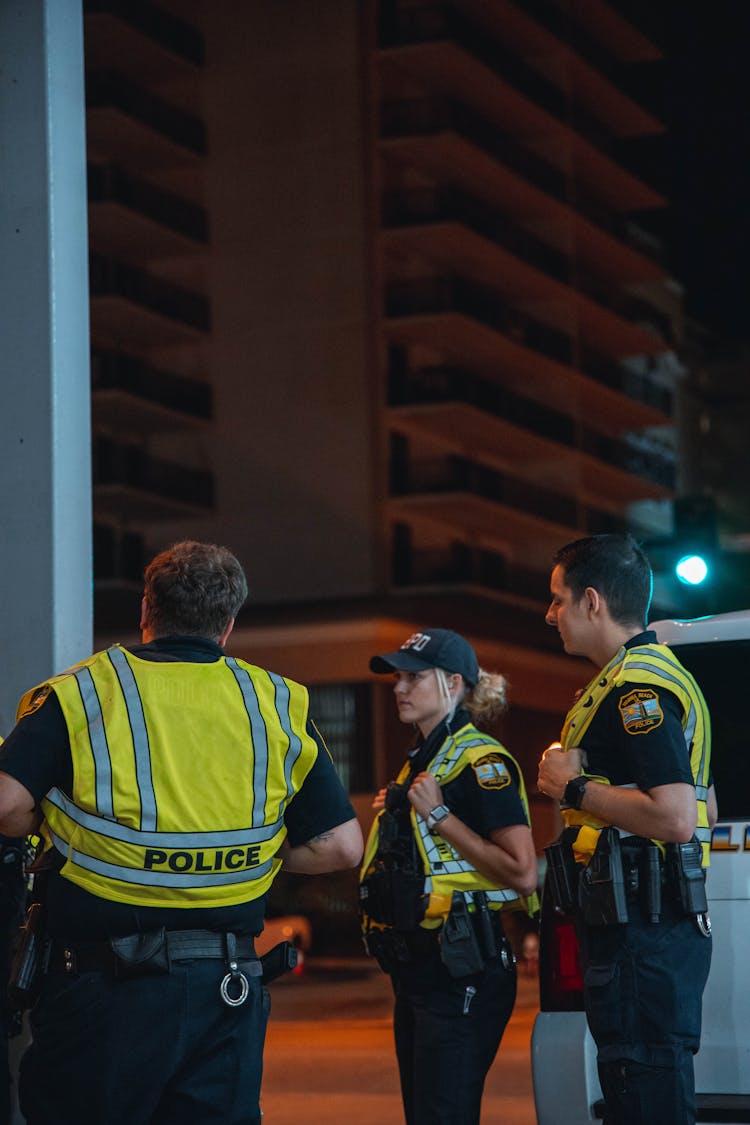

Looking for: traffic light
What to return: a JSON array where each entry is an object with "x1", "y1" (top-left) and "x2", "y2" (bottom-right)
[{"x1": 673, "y1": 496, "x2": 717, "y2": 587}]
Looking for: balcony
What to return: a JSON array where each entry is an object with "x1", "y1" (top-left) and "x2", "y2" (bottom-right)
[
  {"x1": 380, "y1": 97, "x2": 667, "y2": 277},
  {"x1": 391, "y1": 524, "x2": 554, "y2": 607},
  {"x1": 84, "y1": 0, "x2": 204, "y2": 88},
  {"x1": 387, "y1": 361, "x2": 675, "y2": 497},
  {"x1": 378, "y1": 0, "x2": 617, "y2": 151},
  {"x1": 382, "y1": 214, "x2": 667, "y2": 358},
  {"x1": 88, "y1": 163, "x2": 208, "y2": 263},
  {"x1": 377, "y1": 40, "x2": 665, "y2": 214},
  {"x1": 86, "y1": 70, "x2": 206, "y2": 168},
  {"x1": 91, "y1": 351, "x2": 212, "y2": 433},
  {"x1": 93, "y1": 436, "x2": 214, "y2": 522},
  {"x1": 89, "y1": 255, "x2": 210, "y2": 348},
  {"x1": 388, "y1": 443, "x2": 633, "y2": 570},
  {"x1": 459, "y1": 0, "x2": 664, "y2": 136},
  {"x1": 383, "y1": 309, "x2": 669, "y2": 437}
]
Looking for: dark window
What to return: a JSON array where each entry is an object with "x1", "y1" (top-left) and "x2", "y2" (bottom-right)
[
  {"x1": 308, "y1": 684, "x2": 373, "y2": 794},
  {"x1": 671, "y1": 640, "x2": 750, "y2": 820}
]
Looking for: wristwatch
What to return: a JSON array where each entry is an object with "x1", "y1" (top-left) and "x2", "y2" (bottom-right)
[
  {"x1": 426, "y1": 804, "x2": 451, "y2": 831},
  {"x1": 563, "y1": 774, "x2": 588, "y2": 810}
]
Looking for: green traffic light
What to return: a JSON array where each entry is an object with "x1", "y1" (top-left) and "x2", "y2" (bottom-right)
[{"x1": 675, "y1": 554, "x2": 709, "y2": 586}]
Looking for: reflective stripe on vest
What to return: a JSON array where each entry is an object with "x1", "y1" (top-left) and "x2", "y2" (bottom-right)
[
  {"x1": 30, "y1": 646, "x2": 319, "y2": 907},
  {"x1": 561, "y1": 643, "x2": 712, "y2": 866},
  {"x1": 361, "y1": 723, "x2": 538, "y2": 927}
]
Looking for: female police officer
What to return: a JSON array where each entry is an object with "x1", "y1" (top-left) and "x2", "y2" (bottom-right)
[{"x1": 360, "y1": 628, "x2": 538, "y2": 1125}]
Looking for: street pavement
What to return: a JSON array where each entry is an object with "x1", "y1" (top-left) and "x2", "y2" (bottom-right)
[{"x1": 261, "y1": 957, "x2": 539, "y2": 1123}]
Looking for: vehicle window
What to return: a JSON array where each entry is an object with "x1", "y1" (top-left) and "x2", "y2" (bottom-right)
[{"x1": 671, "y1": 640, "x2": 750, "y2": 820}]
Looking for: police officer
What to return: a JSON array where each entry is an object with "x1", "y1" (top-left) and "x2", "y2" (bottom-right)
[
  {"x1": 0, "y1": 540, "x2": 363, "y2": 1125},
  {"x1": 537, "y1": 534, "x2": 716, "y2": 1125},
  {"x1": 0, "y1": 821, "x2": 25, "y2": 1125},
  {"x1": 360, "y1": 629, "x2": 538, "y2": 1125}
]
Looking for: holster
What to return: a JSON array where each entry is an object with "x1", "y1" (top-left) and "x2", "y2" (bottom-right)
[
  {"x1": 260, "y1": 940, "x2": 298, "y2": 984},
  {"x1": 578, "y1": 827, "x2": 629, "y2": 927},
  {"x1": 8, "y1": 901, "x2": 50, "y2": 1010},
  {"x1": 440, "y1": 894, "x2": 485, "y2": 978},
  {"x1": 544, "y1": 839, "x2": 581, "y2": 915}
]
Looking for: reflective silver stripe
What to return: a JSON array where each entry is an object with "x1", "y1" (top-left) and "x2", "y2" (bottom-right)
[
  {"x1": 626, "y1": 653, "x2": 711, "y2": 792},
  {"x1": 429, "y1": 734, "x2": 459, "y2": 775},
  {"x1": 74, "y1": 667, "x2": 114, "y2": 819},
  {"x1": 432, "y1": 733, "x2": 499, "y2": 782},
  {"x1": 695, "y1": 826, "x2": 711, "y2": 843},
  {"x1": 423, "y1": 880, "x2": 518, "y2": 905},
  {"x1": 695, "y1": 785, "x2": 709, "y2": 801},
  {"x1": 269, "y1": 672, "x2": 303, "y2": 802},
  {"x1": 45, "y1": 787, "x2": 283, "y2": 848},
  {"x1": 418, "y1": 816, "x2": 519, "y2": 902},
  {"x1": 48, "y1": 828, "x2": 274, "y2": 889},
  {"x1": 226, "y1": 658, "x2": 268, "y2": 826},
  {"x1": 486, "y1": 888, "x2": 520, "y2": 903},
  {"x1": 108, "y1": 648, "x2": 157, "y2": 831}
]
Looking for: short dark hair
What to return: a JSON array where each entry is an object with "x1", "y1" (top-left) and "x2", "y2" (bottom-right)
[
  {"x1": 553, "y1": 534, "x2": 653, "y2": 628},
  {"x1": 142, "y1": 541, "x2": 248, "y2": 641}
]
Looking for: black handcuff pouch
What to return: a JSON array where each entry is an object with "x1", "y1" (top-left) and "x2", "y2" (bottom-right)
[{"x1": 110, "y1": 928, "x2": 169, "y2": 978}]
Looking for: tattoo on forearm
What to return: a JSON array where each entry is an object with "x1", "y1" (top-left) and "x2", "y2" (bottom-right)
[{"x1": 309, "y1": 829, "x2": 334, "y2": 846}]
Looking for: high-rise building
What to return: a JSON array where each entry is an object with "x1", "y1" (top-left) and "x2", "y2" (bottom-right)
[{"x1": 83, "y1": 0, "x2": 682, "y2": 835}]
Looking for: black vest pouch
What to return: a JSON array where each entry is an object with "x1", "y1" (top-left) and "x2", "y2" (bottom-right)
[
  {"x1": 110, "y1": 927, "x2": 169, "y2": 978},
  {"x1": 361, "y1": 866, "x2": 426, "y2": 930}
]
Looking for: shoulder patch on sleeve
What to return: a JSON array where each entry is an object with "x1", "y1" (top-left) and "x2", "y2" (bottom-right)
[
  {"x1": 472, "y1": 753, "x2": 511, "y2": 790},
  {"x1": 618, "y1": 688, "x2": 664, "y2": 735},
  {"x1": 18, "y1": 684, "x2": 52, "y2": 719}
]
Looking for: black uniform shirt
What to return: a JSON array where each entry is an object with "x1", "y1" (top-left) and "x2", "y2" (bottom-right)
[
  {"x1": 576, "y1": 631, "x2": 695, "y2": 792},
  {"x1": 396, "y1": 707, "x2": 530, "y2": 838},
  {"x1": 0, "y1": 636, "x2": 355, "y2": 940}
]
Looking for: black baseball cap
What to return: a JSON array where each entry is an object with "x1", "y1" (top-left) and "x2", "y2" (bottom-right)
[{"x1": 369, "y1": 628, "x2": 479, "y2": 686}]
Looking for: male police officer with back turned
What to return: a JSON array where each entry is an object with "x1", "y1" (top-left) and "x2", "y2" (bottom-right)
[
  {"x1": 0, "y1": 540, "x2": 363, "y2": 1125},
  {"x1": 537, "y1": 534, "x2": 716, "y2": 1125}
]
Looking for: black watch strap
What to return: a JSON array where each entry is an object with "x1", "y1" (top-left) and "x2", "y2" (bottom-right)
[{"x1": 563, "y1": 774, "x2": 588, "y2": 810}]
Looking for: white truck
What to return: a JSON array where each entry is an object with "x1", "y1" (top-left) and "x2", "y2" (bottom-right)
[{"x1": 532, "y1": 610, "x2": 750, "y2": 1124}]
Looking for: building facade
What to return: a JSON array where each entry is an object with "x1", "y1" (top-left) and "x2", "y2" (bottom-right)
[{"x1": 84, "y1": 0, "x2": 683, "y2": 843}]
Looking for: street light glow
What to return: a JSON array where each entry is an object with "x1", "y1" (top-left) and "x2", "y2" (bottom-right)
[{"x1": 675, "y1": 554, "x2": 709, "y2": 586}]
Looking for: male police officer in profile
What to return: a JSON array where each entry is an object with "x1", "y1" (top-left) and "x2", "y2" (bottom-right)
[
  {"x1": 537, "y1": 534, "x2": 716, "y2": 1125},
  {"x1": 0, "y1": 540, "x2": 363, "y2": 1125}
]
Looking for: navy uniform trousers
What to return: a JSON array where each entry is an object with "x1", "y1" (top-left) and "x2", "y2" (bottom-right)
[
  {"x1": 391, "y1": 941, "x2": 516, "y2": 1125},
  {"x1": 20, "y1": 957, "x2": 270, "y2": 1125},
  {"x1": 580, "y1": 899, "x2": 712, "y2": 1125}
]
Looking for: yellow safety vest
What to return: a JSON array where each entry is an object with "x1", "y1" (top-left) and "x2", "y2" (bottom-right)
[
  {"x1": 560, "y1": 643, "x2": 712, "y2": 865},
  {"x1": 361, "y1": 723, "x2": 538, "y2": 929},
  {"x1": 16, "y1": 646, "x2": 320, "y2": 908}
]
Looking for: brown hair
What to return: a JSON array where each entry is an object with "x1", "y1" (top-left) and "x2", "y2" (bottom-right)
[{"x1": 142, "y1": 540, "x2": 248, "y2": 642}]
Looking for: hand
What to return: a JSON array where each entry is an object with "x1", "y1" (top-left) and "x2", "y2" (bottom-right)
[
  {"x1": 407, "y1": 772, "x2": 444, "y2": 820},
  {"x1": 372, "y1": 787, "x2": 388, "y2": 811},
  {"x1": 537, "y1": 743, "x2": 582, "y2": 801}
]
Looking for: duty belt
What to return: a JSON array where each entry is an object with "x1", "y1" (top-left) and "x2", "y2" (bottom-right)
[{"x1": 48, "y1": 928, "x2": 261, "y2": 1007}]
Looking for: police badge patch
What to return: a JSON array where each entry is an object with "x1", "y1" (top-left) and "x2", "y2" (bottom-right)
[
  {"x1": 618, "y1": 688, "x2": 664, "y2": 735},
  {"x1": 472, "y1": 753, "x2": 511, "y2": 790},
  {"x1": 19, "y1": 684, "x2": 52, "y2": 718}
]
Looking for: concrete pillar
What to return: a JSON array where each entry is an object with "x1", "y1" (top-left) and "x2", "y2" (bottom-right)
[{"x1": 0, "y1": 0, "x2": 92, "y2": 732}]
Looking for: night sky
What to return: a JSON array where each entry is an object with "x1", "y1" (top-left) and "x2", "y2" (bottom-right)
[{"x1": 635, "y1": 2, "x2": 750, "y2": 339}]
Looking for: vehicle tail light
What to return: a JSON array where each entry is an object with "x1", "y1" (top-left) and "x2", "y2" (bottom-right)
[{"x1": 538, "y1": 883, "x2": 584, "y2": 1011}]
